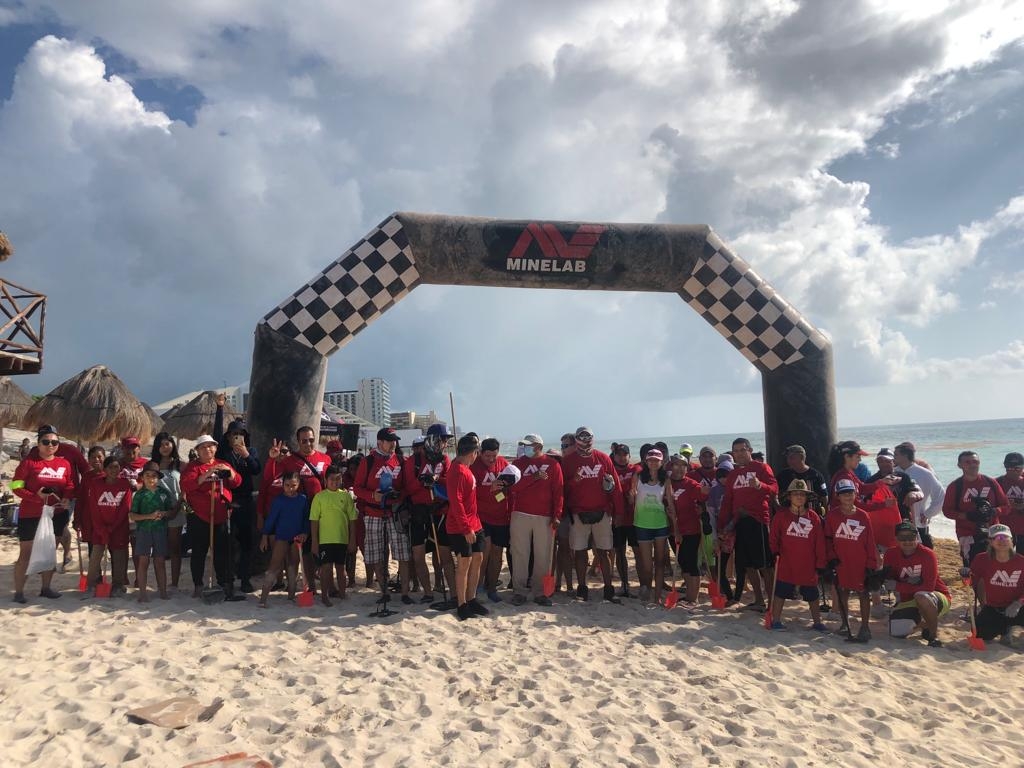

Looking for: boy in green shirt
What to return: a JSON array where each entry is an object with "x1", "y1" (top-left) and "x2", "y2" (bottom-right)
[
  {"x1": 129, "y1": 462, "x2": 172, "y2": 602},
  {"x1": 310, "y1": 465, "x2": 357, "y2": 606}
]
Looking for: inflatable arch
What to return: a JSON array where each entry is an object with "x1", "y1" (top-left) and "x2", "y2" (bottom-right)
[{"x1": 247, "y1": 214, "x2": 836, "y2": 470}]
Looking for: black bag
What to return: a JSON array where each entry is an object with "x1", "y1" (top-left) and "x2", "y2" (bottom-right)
[{"x1": 576, "y1": 510, "x2": 605, "y2": 524}]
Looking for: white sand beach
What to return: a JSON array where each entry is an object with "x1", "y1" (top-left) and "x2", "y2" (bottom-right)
[{"x1": 1, "y1": 526, "x2": 1022, "y2": 768}]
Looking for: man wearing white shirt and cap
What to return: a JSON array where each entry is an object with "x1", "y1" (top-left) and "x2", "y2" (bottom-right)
[{"x1": 893, "y1": 443, "x2": 945, "y2": 549}]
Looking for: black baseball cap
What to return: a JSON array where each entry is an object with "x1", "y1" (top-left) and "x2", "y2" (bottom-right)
[
  {"x1": 376, "y1": 428, "x2": 399, "y2": 442},
  {"x1": 1004, "y1": 452, "x2": 1024, "y2": 468}
]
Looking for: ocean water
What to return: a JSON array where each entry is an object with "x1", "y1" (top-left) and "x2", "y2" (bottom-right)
[{"x1": 501, "y1": 417, "x2": 1024, "y2": 541}]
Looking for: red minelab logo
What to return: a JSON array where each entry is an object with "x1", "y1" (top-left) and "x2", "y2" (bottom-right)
[{"x1": 506, "y1": 223, "x2": 606, "y2": 273}]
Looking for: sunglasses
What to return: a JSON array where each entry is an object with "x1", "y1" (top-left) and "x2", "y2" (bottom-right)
[
  {"x1": 560, "y1": 442, "x2": 574, "y2": 449},
  {"x1": 39, "y1": 439, "x2": 59, "y2": 446},
  {"x1": 576, "y1": 435, "x2": 593, "y2": 442},
  {"x1": 896, "y1": 535, "x2": 918, "y2": 543}
]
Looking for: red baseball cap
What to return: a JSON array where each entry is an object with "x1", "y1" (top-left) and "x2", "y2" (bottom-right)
[{"x1": 120, "y1": 436, "x2": 140, "y2": 448}]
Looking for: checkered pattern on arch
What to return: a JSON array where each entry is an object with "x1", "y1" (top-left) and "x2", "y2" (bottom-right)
[
  {"x1": 680, "y1": 232, "x2": 829, "y2": 373},
  {"x1": 263, "y1": 216, "x2": 420, "y2": 355}
]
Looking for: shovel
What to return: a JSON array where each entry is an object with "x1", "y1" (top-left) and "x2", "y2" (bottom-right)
[
  {"x1": 201, "y1": 491, "x2": 225, "y2": 605},
  {"x1": 963, "y1": 576, "x2": 986, "y2": 651},
  {"x1": 542, "y1": 527, "x2": 557, "y2": 598},
  {"x1": 95, "y1": 552, "x2": 112, "y2": 598},
  {"x1": 664, "y1": 539, "x2": 681, "y2": 609},
  {"x1": 77, "y1": 531, "x2": 88, "y2": 592},
  {"x1": 296, "y1": 541, "x2": 314, "y2": 608},
  {"x1": 709, "y1": 551, "x2": 727, "y2": 610}
]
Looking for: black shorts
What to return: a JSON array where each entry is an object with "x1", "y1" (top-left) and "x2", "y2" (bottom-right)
[
  {"x1": 52, "y1": 511, "x2": 69, "y2": 538},
  {"x1": 17, "y1": 516, "x2": 42, "y2": 542},
  {"x1": 613, "y1": 525, "x2": 638, "y2": 549},
  {"x1": 677, "y1": 534, "x2": 702, "y2": 576},
  {"x1": 432, "y1": 515, "x2": 451, "y2": 549},
  {"x1": 734, "y1": 516, "x2": 772, "y2": 570},
  {"x1": 409, "y1": 505, "x2": 434, "y2": 549},
  {"x1": 318, "y1": 543, "x2": 347, "y2": 565},
  {"x1": 450, "y1": 530, "x2": 485, "y2": 557},
  {"x1": 482, "y1": 522, "x2": 510, "y2": 548},
  {"x1": 774, "y1": 580, "x2": 819, "y2": 602}
]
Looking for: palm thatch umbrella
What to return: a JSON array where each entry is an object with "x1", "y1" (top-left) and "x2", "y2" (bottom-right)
[
  {"x1": 160, "y1": 402, "x2": 183, "y2": 420},
  {"x1": 0, "y1": 231, "x2": 12, "y2": 261},
  {"x1": 141, "y1": 402, "x2": 165, "y2": 436},
  {"x1": 161, "y1": 390, "x2": 238, "y2": 440},
  {"x1": 22, "y1": 365, "x2": 154, "y2": 444},
  {"x1": 0, "y1": 376, "x2": 34, "y2": 454}
]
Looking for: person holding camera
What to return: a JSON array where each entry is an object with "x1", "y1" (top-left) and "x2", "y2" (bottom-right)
[
  {"x1": 401, "y1": 431, "x2": 451, "y2": 605},
  {"x1": 11, "y1": 425, "x2": 77, "y2": 603},
  {"x1": 969, "y1": 524, "x2": 1024, "y2": 645},
  {"x1": 212, "y1": 393, "x2": 262, "y2": 593},
  {"x1": 353, "y1": 427, "x2": 405, "y2": 604},
  {"x1": 181, "y1": 435, "x2": 241, "y2": 599},
  {"x1": 942, "y1": 450, "x2": 1009, "y2": 567}
]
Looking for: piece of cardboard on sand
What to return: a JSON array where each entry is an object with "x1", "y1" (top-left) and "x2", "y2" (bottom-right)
[
  {"x1": 182, "y1": 753, "x2": 272, "y2": 768},
  {"x1": 126, "y1": 697, "x2": 224, "y2": 729}
]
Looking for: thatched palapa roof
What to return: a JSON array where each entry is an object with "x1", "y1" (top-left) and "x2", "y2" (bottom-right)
[
  {"x1": 141, "y1": 402, "x2": 165, "y2": 436},
  {"x1": 22, "y1": 365, "x2": 154, "y2": 443},
  {"x1": 0, "y1": 376, "x2": 33, "y2": 426},
  {"x1": 160, "y1": 390, "x2": 239, "y2": 440},
  {"x1": 0, "y1": 231, "x2": 12, "y2": 262}
]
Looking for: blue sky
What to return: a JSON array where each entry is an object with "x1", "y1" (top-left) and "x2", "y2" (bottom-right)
[{"x1": 0, "y1": 2, "x2": 1022, "y2": 442}]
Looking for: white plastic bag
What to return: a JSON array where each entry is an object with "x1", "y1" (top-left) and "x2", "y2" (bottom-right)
[{"x1": 26, "y1": 505, "x2": 57, "y2": 575}]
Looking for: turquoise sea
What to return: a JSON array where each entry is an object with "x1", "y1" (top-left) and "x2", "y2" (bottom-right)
[{"x1": 501, "y1": 417, "x2": 1024, "y2": 541}]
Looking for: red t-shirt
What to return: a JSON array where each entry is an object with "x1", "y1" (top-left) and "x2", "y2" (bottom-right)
[
  {"x1": 446, "y1": 461, "x2": 481, "y2": 535},
  {"x1": 824, "y1": 507, "x2": 877, "y2": 591},
  {"x1": 75, "y1": 469, "x2": 105, "y2": 541},
  {"x1": 351, "y1": 450, "x2": 402, "y2": 519},
  {"x1": 12, "y1": 456, "x2": 76, "y2": 519},
  {"x1": 970, "y1": 552, "x2": 1024, "y2": 609},
  {"x1": 769, "y1": 508, "x2": 825, "y2": 587},
  {"x1": 720, "y1": 461, "x2": 778, "y2": 527},
  {"x1": 612, "y1": 460, "x2": 640, "y2": 526},
  {"x1": 562, "y1": 450, "x2": 622, "y2": 516},
  {"x1": 942, "y1": 475, "x2": 1010, "y2": 538},
  {"x1": 996, "y1": 474, "x2": 1024, "y2": 536},
  {"x1": 883, "y1": 545, "x2": 950, "y2": 603},
  {"x1": 87, "y1": 478, "x2": 133, "y2": 547},
  {"x1": 470, "y1": 455, "x2": 511, "y2": 526},
  {"x1": 511, "y1": 455, "x2": 564, "y2": 519},
  {"x1": 670, "y1": 475, "x2": 704, "y2": 536},
  {"x1": 180, "y1": 461, "x2": 241, "y2": 523},
  {"x1": 402, "y1": 455, "x2": 451, "y2": 507}
]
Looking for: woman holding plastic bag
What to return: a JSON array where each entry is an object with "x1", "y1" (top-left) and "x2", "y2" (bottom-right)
[{"x1": 10, "y1": 425, "x2": 77, "y2": 604}]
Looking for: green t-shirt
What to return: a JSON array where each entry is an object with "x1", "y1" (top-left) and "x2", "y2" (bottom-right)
[
  {"x1": 131, "y1": 486, "x2": 172, "y2": 532},
  {"x1": 309, "y1": 488, "x2": 357, "y2": 545}
]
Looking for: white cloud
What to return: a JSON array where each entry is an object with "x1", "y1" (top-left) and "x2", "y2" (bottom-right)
[{"x1": 1, "y1": 2, "x2": 1023, "y2": 437}]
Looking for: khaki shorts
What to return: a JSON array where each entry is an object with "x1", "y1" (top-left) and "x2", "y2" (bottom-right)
[{"x1": 570, "y1": 512, "x2": 613, "y2": 551}]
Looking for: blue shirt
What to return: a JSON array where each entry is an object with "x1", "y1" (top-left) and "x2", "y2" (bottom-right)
[{"x1": 262, "y1": 493, "x2": 309, "y2": 541}]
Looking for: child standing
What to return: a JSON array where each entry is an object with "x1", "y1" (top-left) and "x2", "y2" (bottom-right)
[
  {"x1": 259, "y1": 472, "x2": 308, "y2": 607},
  {"x1": 129, "y1": 462, "x2": 172, "y2": 602},
  {"x1": 310, "y1": 465, "x2": 357, "y2": 606},
  {"x1": 824, "y1": 478, "x2": 877, "y2": 642},
  {"x1": 85, "y1": 457, "x2": 133, "y2": 596},
  {"x1": 769, "y1": 479, "x2": 827, "y2": 631}
]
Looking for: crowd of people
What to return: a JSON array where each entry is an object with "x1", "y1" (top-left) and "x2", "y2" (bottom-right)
[{"x1": 8, "y1": 412, "x2": 1024, "y2": 647}]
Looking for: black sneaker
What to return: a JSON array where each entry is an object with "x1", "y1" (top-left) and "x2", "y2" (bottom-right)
[
  {"x1": 468, "y1": 599, "x2": 490, "y2": 616},
  {"x1": 39, "y1": 588, "x2": 61, "y2": 599},
  {"x1": 456, "y1": 603, "x2": 471, "y2": 621},
  {"x1": 240, "y1": 580, "x2": 255, "y2": 593},
  {"x1": 534, "y1": 596, "x2": 552, "y2": 606},
  {"x1": 603, "y1": 586, "x2": 622, "y2": 604},
  {"x1": 12, "y1": 592, "x2": 26, "y2": 604},
  {"x1": 921, "y1": 628, "x2": 934, "y2": 642},
  {"x1": 575, "y1": 584, "x2": 589, "y2": 601},
  {"x1": 401, "y1": 594, "x2": 414, "y2": 605}
]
